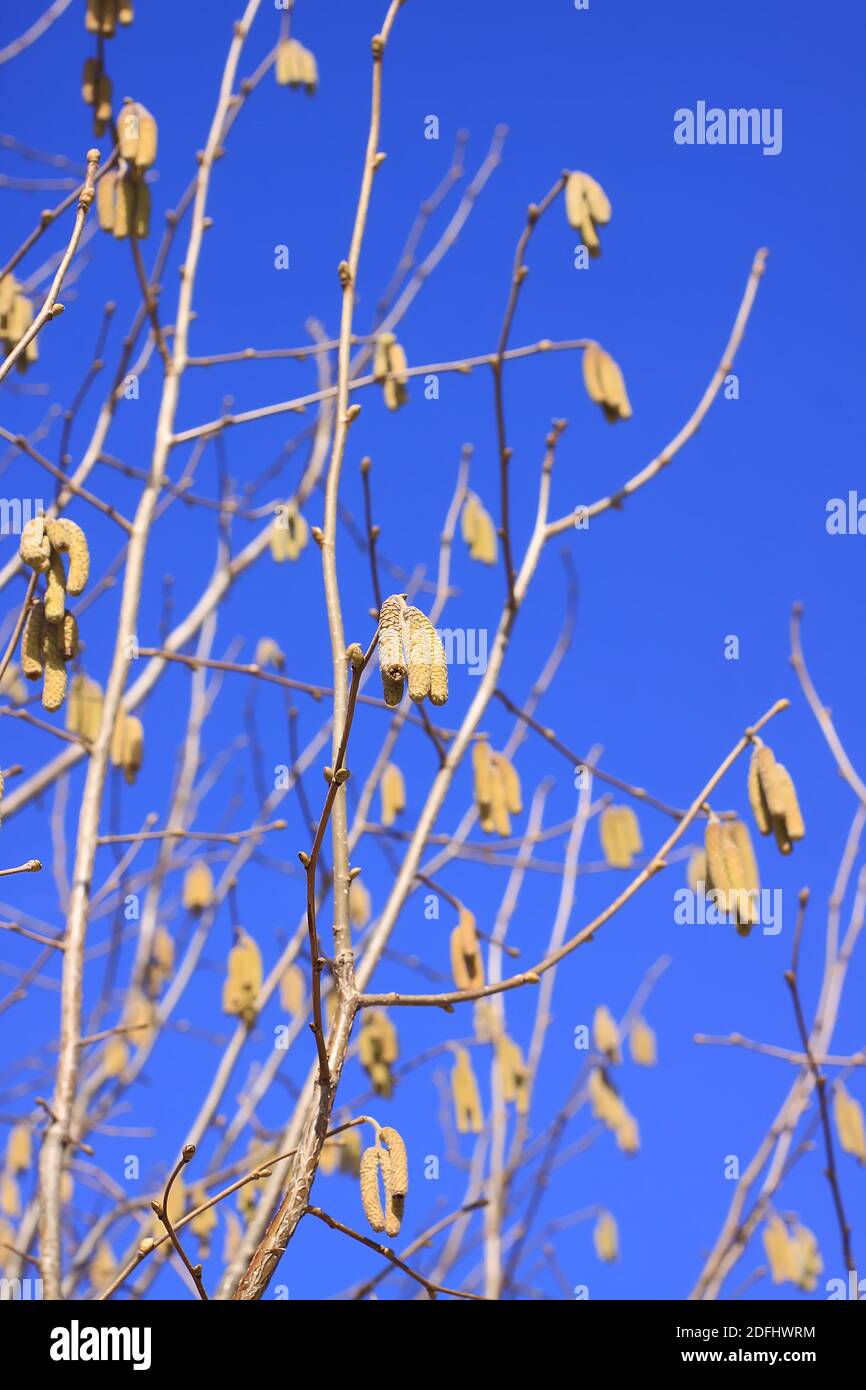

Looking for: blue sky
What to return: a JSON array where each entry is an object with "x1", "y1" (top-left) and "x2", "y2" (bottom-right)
[{"x1": 1, "y1": 0, "x2": 864, "y2": 1300}]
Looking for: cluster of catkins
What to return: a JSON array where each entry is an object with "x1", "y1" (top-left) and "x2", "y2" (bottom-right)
[
  {"x1": 373, "y1": 333, "x2": 409, "y2": 411},
  {"x1": 599, "y1": 804, "x2": 643, "y2": 869},
  {"x1": 461, "y1": 492, "x2": 498, "y2": 565},
  {"x1": 19, "y1": 517, "x2": 90, "y2": 711},
  {"x1": 472, "y1": 740, "x2": 522, "y2": 837},
  {"x1": 276, "y1": 37, "x2": 318, "y2": 92},
  {"x1": 564, "y1": 170, "x2": 612, "y2": 257},
  {"x1": 587, "y1": 1004, "x2": 656, "y2": 1158},
  {"x1": 0, "y1": 277, "x2": 37, "y2": 373},
  {"x1": 747, "y1": 740, "x2": 805, "y2": 854},
  {"x1": 377, "y1": 594, "x2": 447, "y2": 707},
  {"x1": 97, "y1": 101, "x2": 157, "y2": 240},
  {"x1": 582, "y1": 342, "x2": 632, "y2": 423},
  {"x1": 359, "y1": 1009, "x2": 398, "y2": 1097},
  {"x1": 762, "y1": 1217, "x2": 823, "y2": 1291},
  {"x1": 359, "y1": 1127, "x2": 408, "y2": 1238}
]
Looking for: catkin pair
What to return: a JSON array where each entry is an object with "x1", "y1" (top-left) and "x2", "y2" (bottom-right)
[
  {"x1": 451, "y1": 1045, "x2": 483, "y2": 1134},
  {"x1": 111, "y1": 711, "x2": 144, "y2": 784},
  {"x1": 118, "y1": 101, "x2": 158, "y2": 169},
  {"x1": 377, "y1": 594, "x2": 448, "y2": 707},
  {"x1": 97, "y1": 171, "x2": 151, "y2": 239},
  {"x1": 269, "y1": 504, "x2": 309, "y2": 562},
  {"x1": 0, "y1": 276, "x2": 38, "y2": 370},
  {"x1": 21, "y1": 601, "x2": 77, "y2": 712},
  {"x1": 379, "y1": 762, "x2": 406, "y2": 827},
  {"x1": 373, "y1": 333, "x2": 409, "y2": 410},
  {"x1": 704, "y1": 816, "x2": 761, "y2": 932},
  {"x1": 19, "y1": 516, "x2": 90, "y2": 608},
  {"x1": 449, "y1": 907, "x2": 484, "y2": 991},
  {"x1": 275, "y1": 38, "x2": 318, "y2": 92},
  {"x1": 472, "y1": 741, "x2": 522, "y2": 837},
  {"x1": 564, "y1": 170, "x2": 612, "y2": 256},
  {"x1": 222, "y1": 928, "x2": 263, "y2": 1027},
  {"x1": 182, "y1": 861, "x2": 214, "y2": 914},
  {"x1": 461, "y1": 493, "x2": 498, "y2": 564},
  {"x1": 582, "y1": 342, "x2": 632, "y2": 423},
  {"x1": 599, "y1": 804, "x2": 642, "y2": 868},
  {"x1": 762, "y1": 1217, "x2": 822, "y2": 1291},
  {"x1": 359, "y1": 1129, "x2": 408, "y2": 1237},
  {"x1": 748, "y1": 742, "x2": 805, "y2": 855},
  {"x1": 359, "y1": 1010, "x2": 398, "y2": 1097}
]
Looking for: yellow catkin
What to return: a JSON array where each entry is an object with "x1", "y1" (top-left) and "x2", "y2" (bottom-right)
[
  {"x1": 407, "y1": 605, "x2": 432, "y2": 703},
  {"x1": 41, "y1": 621, "x2": 67, "y2": 712},
  {"x1": 280, "y1": 963, "x2": 305, "y2": 1016},
  {"x1": 769, "y1": 762, "x2": 805, "y2": 848},
  {"x1": 102, "y1": 1034, "x2": 128, "y2": 1078},
  {"x1": 486, "y1": 754, "x2": 514, "y2": 837},
  {"x1": 378, "y1": 593, "x2": 407, "y2": 705},
  {"x1": 349, "y1": 878, "x2": 371, "y2": 928},
  {"x1": 118, "y1": 101, "x2": 158, "y2": 169},
  {"x1": 133, "y1": 179, "x2": 151, "y2": 239},
  {"x1": 44, "y1": 549, "x2": 67, "y2": 624},
  {"x1": 449, "y1": 912, "x2": 484, "y2": 991},
  {"x1": 451, "y1": 1046, "x2": 483, "y2": 1134},
  {"x1": 497, "y1": 1036, "x2": 529, "y2": 1113},
  {"x1": 18, "y1": 516, "x2": 50, "y2": 572},
  {"x1": 21, "y1": 601, "x2": 45, "y2": 680},
  {"x1": 472, "y1": 739, "x2": 493, "y2": 820},
  {"x1": 182, "y1": 861, "x2": 214, "y2": 914},
  {"x1": 359, "y1": 1147, "x2": 386, "y2": 1233},
  {"x1": 1, "y1": 1175, "x2": 21, "y2": 1219},
  {"x1": 748, "y1": 744, "x2": 773, "y2": 835},
  {"x1": 276, "y1": 38, "x2": 317, "y2": 92},
  {"x1": 565, "y1": 173, "x2": 600, "y2": 255},
  {"x1": 46, "y1": 522, "x2": 90, "y2": 592},
  {"x1": 96, "y1": 170, "x2": 116, "y2": 231},
  {"x1": 704, "y1": 818, "x2": 729, "y2": 904},
  {"x1": 269, "y1": 504, "x2": 308, "y2": 561},
  {"x1": 615, "y1": 1111, "x2": 641, "y2": 1155},
  {"x1": 66, "y1": 673, "x2": 103, "y2": 739},
  {"x1": 380, "y1": 762, "x2": 406, "y2": 826},
  {"x1": 111, "y1": 713, "x2": 144, "y2": 784},
  {"x1": 593, "y1": 1210, "x2": 619, "y2": 1262},
  {"x1": 686, "y1": 847, "x2": 707, "y2": 894},
  {"x1": 788, "y1": 1225, "x2": 822, "y2": 1291},
  {"x1": 145, "y1": 925, "x2": 174, "y2": 997},
  {"x1": 123, "y1": 989, "x2": 156, "y2": 1050},
  {"x1": 493, "y1": 753, "x2": 522, "y2": 815},
  {"x1": 430, "y1": 625, "x2": 448, "y2": 707},
  {"x1": 582, "y1": 342, "x2": 631, "y2": 422},
  {"x1": 359, "y1": 1010, "x2": 398, "y2": 1096},
  {"x1": 600, "y1": 805, "x2": 641, "y2": 868},
  {"x1": 593, "y1": 1005, "x2": 621, "y2": 1063},
  {"x1": 6, "y1": 1124, "x2": 32, "y2": 1175},
  {"x1": 833, "y1": 1084, "x2": 866, "y2": 1163},
  {"x1": 588, "y1": 1067, "x2": 626, "y2": 1130},
  {"x1": 62, "y1": 612, "x2": 78, "y2": 662},
  {"x1": 255, "y1": 637, "x2": 284, "y2": 670},
  {"x1": 86, "y1": 0, "x2": 118, "y2": 36},
  {"x1": 222, "y1": 928, "x2": 263, "y2": 1026},
  {"x1": 630, "y1": 1017, "x2": 657, "y2": 1067},
  {"x1": 462, "y1": 494, "x2": 498, "y2": 564},
  {"x1": 374, "y1": 333, "x2": 409, "y2": 409},
  {"x1": 82, "y1": 57, "x2": 98, "y2": 104},
  {"x1": 94, "y1": 73, "x2": 113, "y2": 134},
  {"x1": 380, "y1": 1126, "x2": 408, "y2": 1235}
]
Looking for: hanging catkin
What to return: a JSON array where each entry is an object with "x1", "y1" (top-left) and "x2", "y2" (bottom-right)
[
  {"x1": 118, "y1": 100, "x2": 158, "y2": 169},
  {"x1": 373, "y1": 332, "x2": 409, "y2": 410},
  {"x1": 629, "y1": 1017, "x2": 657, "y2": 1067},
  {"x1": 380, "y1": 762, "x2": 406, "y2": 826},
  {"x1": 496, "y1": 1036, "x2": 529, "y2": 1114},
  {"x1": 359, "y1": 1146, "x2": 386, "y2": 1233},
  {"x1": 449, "y1": 908, "x2": 484, "y2": 991},
  {"x1": 380, "y1": 1126, "x2": 408, "y2": 1235},
  {"x1": 593, "y1": 1210, "x2": 619, "y2": 1263},
  {"x1": 222, "y1": 928, "x2": 263, "y2": 1027},
  {"x1": 406, "y1": 606, "x2": 448, "y2": 706},
  {"x1": 615, "y1": 1110, "x2": 640, "y2": 1155},
  {"x1": 46, "y1": 519, "x2": 90, "y2": 594},
  {"x1": 280, "y1": 963, "x2": 306, "y2": 1017},
  {"x1": 41, "y1": 622, "x2": 67, "y2": 712},
  {"x1": 565, "y1": 171, "x2": 612, "y2": 256},
  {"x1": 748, "y1": 741, "x2": 805, "y2": 854},
  {"x1": 359, "y1": 1010, "x2": 398, "y2": 1096},
  {"x1": 6, "y1": 1124, "x2": 32, "y2": 1175},
  {"x1": 377, "y1": 594, "x2": 407, "y2": 706},
  {"x1": 593, "y1": 1005, "x2": 621, "y2": 1063},
  {"x1": 588, "y1": 1067, "x2": 626, "y2": 1130},
  {"x1": 21, "y1": 601, "x2": 44, "y2": 681},
  {"x1": 269, "y1": 504, "x2": 308, "y2": 561},
  {"x1": 582, "y1": 342, "x2": 632, "y2": 423},
  {"x1": 111, "y1": 713, "x2": 144, "y2": 784},
  {"x1": 833, "y1": 1083, "x2": 866, "y2": 1163},
  {"x1": 451, "y1": 1045, "x2": 483, "y2": 1134},
  {"x1": 461, "y1": 493, "x2": 498, "y2": 564},
  {"x1": 67, "y1": 673, "x2": 103, "y2": 740},
  {"x1": 599, "y1": 805, "x2": 642, "y2": 868},
  {"x1": 182, "y1": 861, "x2": 214, "y2": 914}
]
